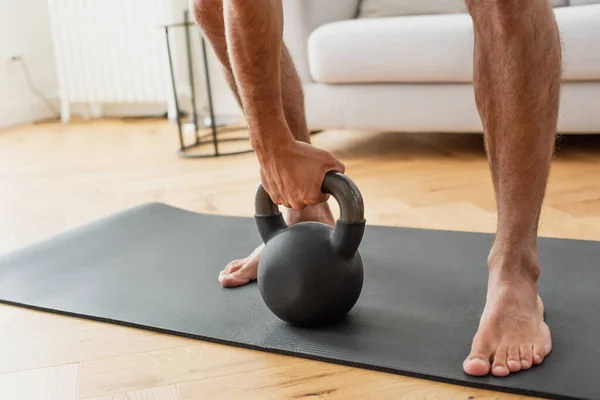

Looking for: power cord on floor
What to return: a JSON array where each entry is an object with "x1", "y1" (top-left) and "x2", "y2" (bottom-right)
[{"x1": 10, "y1": 55, "x2": 61, "y2": 120}]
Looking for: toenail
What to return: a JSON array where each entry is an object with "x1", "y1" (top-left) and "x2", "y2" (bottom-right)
[{"x1": 494, "y1": 366, "x2": 506, "y2": 373}]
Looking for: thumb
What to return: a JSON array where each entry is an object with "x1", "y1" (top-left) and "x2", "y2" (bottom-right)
[{"x1": 331, "y1": 158, "x2": 345, "y2": 174}]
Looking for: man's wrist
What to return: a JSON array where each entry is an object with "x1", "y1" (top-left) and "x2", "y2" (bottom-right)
[{"x1": 250, "y1": 127, "x2": 294, "y2": 164}]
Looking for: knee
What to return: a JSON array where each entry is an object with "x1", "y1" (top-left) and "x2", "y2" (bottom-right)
[{"x1": 192, "y1": 0, "x2": 223, "y2": 33}]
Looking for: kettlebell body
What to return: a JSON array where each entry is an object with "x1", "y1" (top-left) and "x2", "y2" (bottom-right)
[
  {"x1": 258, "y1": 221, "x2": 364, "y2": 327},
  {"x1": 254, "y1": 172, "x2": 366, "y2": 327}
]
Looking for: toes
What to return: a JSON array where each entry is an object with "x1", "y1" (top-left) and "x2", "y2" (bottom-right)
[
  {"x1": 533, "y1": 343, "x2": 546, "y2": 365},
  {"x1": 464, "y1": 335, "x2": 496, "y2": 377},
  {"x1": 520, "y1": 344, "x2": 534, "y2": 369},
  {"x1": 219, "y1": 245, "x2": 262, "y2": 287},
  {"x1": 491, "y1": 346, "x2": 510, "y2": 377},
  {"x1": 218, "y1": 262, "x2": 258, "y2": 287},
  {"x1": 218, "y1": 270, "x2": 251, "y2": 287},
  {"x1": 463, "y1": 356, "x2": 491, "y2": 376},
  {"x1": 507, "y1": 346, "x2": 521, "y2": 373},
  {"x1": 463, "y1": 346, "x2": 492, "y2": 377},
  {"x1": 221, "y1": 260, "x2": 244, "y2": 275}
]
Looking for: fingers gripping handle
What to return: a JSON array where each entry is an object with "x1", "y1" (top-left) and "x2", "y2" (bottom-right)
[
  {"x1": 254, "y1": 171, "x2": 366, "y2": 255},
  {"x1": 254, "y1": 172, "x2": 364, "y2": 221}
]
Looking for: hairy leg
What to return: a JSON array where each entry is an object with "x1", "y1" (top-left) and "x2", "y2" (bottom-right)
[
  {"x1": 463, "y1": 0, "x2": 561, "y2": 376},
  {"x1": 192, "y1": 0, "x2": 309, "y2": 142},
  {"x1": 192, "y1": 0, "x2": 333, "y2": 287}
]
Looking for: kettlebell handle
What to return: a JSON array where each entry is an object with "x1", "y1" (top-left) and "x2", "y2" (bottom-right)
[{"x1": 254, "y1": 171, "x2": 366, "y2": 258}]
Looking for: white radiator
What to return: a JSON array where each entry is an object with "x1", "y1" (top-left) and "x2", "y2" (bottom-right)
[{"x1": 47, "y1": 0, "x2": 177, "y2": 122}]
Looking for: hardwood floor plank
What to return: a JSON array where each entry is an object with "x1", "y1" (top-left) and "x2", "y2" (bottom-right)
[
  {"x1": 82, "y1": 385, "x2": 179, "y2": 400},
  {"x1": 0, "y1": 363, "x2": 79, "y2": 400},
  {"x1": 0, "y1": 305, "x2": 100, "y2": 344},
  {"x1": 78, "y1": 344, "x2": 302, "y2": 398},
  {"x1": 0, "y1": 321, "x2": 191, "y2": 375},
  {"x1": 177, "y1": 360, "x2": 535, "y2": 400}
]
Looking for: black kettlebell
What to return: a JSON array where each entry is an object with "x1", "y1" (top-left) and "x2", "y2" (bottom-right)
[{"x1": 254, "y1": 171, "x2": 366, "y2": 327}]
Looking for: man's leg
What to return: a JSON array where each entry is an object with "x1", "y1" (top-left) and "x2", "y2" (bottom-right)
[
  {"x1": 192, "y1": 0, "x2": 309, "y2": 143},
  {"x1": 192, "y1": 0, "x2": 334, "y2": 287},
  {"x1": 463, "y1": 0, "x2": 561, "y2": 376}
]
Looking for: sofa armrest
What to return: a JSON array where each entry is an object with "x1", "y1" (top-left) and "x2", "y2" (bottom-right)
[{"x1": 283, "y1": 0, "x2": 360, "y2": 83}]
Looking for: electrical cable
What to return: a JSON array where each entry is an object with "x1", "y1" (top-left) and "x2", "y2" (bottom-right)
[{"x1": 11, "y1": 56, "x2": 61, "y2": 119}]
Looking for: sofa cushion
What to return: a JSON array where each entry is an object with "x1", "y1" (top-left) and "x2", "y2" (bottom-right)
[
  {"x1": 571, "y1": 0, "x2": 600, "y2": 4},
  {"x1": 357, "y1": 0, "x2": 568, "y2": 18},
  {"x1": 308, "y1": 5, "x2": 600, "y2": 84},
  {"x1": 358, "y1": 0, "x2": 467, "y2": 18}
]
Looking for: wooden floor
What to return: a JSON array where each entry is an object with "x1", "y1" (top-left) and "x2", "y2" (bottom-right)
[{"x1": 1, "y1": 119, "x2": 599, "y2": 399}]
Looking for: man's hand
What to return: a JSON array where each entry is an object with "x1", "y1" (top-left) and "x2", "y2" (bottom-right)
[{"x1": 257, "y1": 139, "x2": 345, "y2": 211}]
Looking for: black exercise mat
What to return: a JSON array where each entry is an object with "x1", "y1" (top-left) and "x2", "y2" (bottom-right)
[{"x1": 0, "y1": 203, "x2": 599, "y2": 400}]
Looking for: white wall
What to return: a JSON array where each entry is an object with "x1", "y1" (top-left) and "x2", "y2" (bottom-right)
[
  {"x1": 0, "y1": 0, "x2": 59, "y2": 129},
  {"x1": 0, "y1": 0, "x2": 240, "y2": 130}
]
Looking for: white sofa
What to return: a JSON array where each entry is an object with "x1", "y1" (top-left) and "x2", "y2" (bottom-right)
[{"x1": 282, "y1": 0, "x2": 600, "y2": 134}]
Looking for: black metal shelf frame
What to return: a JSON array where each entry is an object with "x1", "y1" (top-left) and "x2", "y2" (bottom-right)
[{"x1": 163, "y1": 10, "x2": 252, "y2": 158}]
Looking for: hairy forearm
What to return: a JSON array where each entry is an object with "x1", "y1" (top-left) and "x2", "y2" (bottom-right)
[{"x1": 223, "y1": 0, "x2": 294, "y2": 158}]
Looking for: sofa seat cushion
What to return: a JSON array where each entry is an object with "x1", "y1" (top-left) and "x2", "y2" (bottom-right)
[
  {"x1": 357, "y1": 0, "x2": 569, "y2": 19},
  {"x1": 307, "y1": 5, "x2": 600, "y2": 84}
]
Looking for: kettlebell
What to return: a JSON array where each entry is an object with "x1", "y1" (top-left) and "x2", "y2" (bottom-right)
[{"x1": 254, "y1": 171, "x2": 366, "y2": 327}]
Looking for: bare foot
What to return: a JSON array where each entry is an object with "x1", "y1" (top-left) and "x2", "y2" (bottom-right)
[
  {"x1": 463, "y1": 247, "x2": 552, "y2": 377},
  {"x1": 218, "y1": 202, "x2": 335, "y2": 287}
]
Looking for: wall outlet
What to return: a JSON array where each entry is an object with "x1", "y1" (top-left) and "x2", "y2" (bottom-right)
[{"x1": 6, "y1": 55, "x2": 22, "y2": 65}]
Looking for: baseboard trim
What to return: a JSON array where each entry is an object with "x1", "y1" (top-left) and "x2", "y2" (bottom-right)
[{"x1": 0, "y1": 99, "x2": 60, "y2": 129}]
